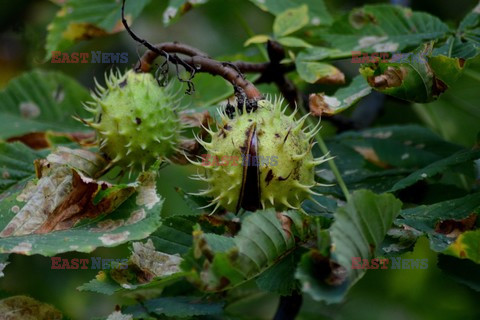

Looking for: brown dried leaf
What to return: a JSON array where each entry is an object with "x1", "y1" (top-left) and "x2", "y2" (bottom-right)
[
  {"x1": 277, "y1": 211, "x2": 294, "y2": 240},
  {"x1": 7, "y1": 132, "x2": 51, "y2": 150},
  {"x1": 46, "y1": 146, "x2": 107, "y2": 178},
  {"x1": 309, "y1": 93, "x2": 331, "y2": 117},
  {"x1": 367, "y1": 66, "x2": 408, "y2": 89},
  {"x1": 0, "y1": 148, "x2": 133, "y2": 237},
  {"x1": 316, "y1": 70, "x2": 346, "y2": 85},
  {"x1": 6, "y1": 131, "x2": 95, "y2": 150},
  {"x1": 0, "y1": 296, "x2": 62, "y2": 320},
  {"x1": 130, "y1": 239, "x2": 182, "y2": 279},
  {"x1": 435, "y1": 213, "x2": 477, "y2": 238}
]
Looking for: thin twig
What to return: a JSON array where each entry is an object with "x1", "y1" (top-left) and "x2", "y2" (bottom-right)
[
  {"x1": 122, "y1": 0, "x2": 261, "y2": 100},
  {"x1": 122, "y1": 0, "x2": 196, "y2": 93}
]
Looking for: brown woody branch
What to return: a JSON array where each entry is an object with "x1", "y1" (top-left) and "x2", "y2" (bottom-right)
[
  {"x1": 122, "y1": 0, "x2": 261, "y2": 100},
  {"x1": 135, "y1": 42, "x2": 274, "y2": 74},
  {"x1": 135, "y1": 50, "x2": 262, "y2": 100},
  {"x1": 133, "y1": 41, "x2": 298, "y2": 103}
]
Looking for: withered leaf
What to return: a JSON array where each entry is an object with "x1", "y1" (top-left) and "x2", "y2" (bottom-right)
[
  {"x1": 0, "y1": 148, "x2": 134, "y2": 237},
  {"x1": 130, "y1": 239, "x2": 182, "y2": 280},
  {"x1": 0, "y1": 296, "x2": 62, "y2": 320},
  {"x1": 435, "y1": 213, "x2": 477, "y2": 238},
  {"x1": 6, "y1": 131, "x2": 95, "y2": 150}
]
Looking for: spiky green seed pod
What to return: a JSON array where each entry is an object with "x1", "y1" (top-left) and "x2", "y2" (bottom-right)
[
  {"x1": 83, "y1": 70, "x2": 183, "y2": 171},
  {"x1": 191, "y1": 97, "x2": 329, "y2": 213}
]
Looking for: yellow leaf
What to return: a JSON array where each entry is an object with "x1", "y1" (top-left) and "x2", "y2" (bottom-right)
[{"x1": 244, "y1": 34, "x2": 270, "y2": 47}]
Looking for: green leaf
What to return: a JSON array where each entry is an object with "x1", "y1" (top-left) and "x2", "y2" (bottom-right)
[
  {"x1": 45, "y1": 0, "x2": 151, "y2": 58},
  {"x1": 413, "y1": 57, "x2": 480, "y2": 147},
  {"x1": 380, "y1": 226, "x2": 420, "y2": 256},
  {"x1": 438, "y1": 2, "x2": 480, "y2": 59},
  {"x1": 0, "y1": 142, "x2": 45, "y2": 195},
  {"x1": 330, "y1": 190, "x2": 402, "y2": 281},
  {"x1": 255, "y1": 247, "x2": 305, "y2": 295},
  {"x1": 0, "y1": 70, "x2": 91, "y2": 139},
  {"x1": 296, "y1": 61, "x2": 343, "y2": 84},
  {"x1": 389, "y1": 149, "x2": 480, "y2": 192},
  {"x1": 150, "y1": 216, "x2": 196, "y2": 255},
  {"x1": 273, "y1": 5, "x2": 309, "y2": 37},
  {"x1": 322, "y1": 4, "x2": 449, "y2": 52},
  {"x1": 309, "y1": 75, "x2": 371, "y2": 115},
  {"x1": 398, "y1": 193, "x2": 480, "y2": 252},
  {"x1": 428, "y1": 55, "x2": 466, "y2": 87},
  {"x1": 297, "y1": 46, "x2": 350, "y2": 62},
  {"x1": 78, "y1": 273, "x2": 120, "y2": 296},
  {"x1": 187, "y1": 210, "x2": 312, "y2": 292},
  {"x1": 124, "y1": 296, "x2": 224, "y2": 318},
  {"x1": 314, "y1": 125, "x2": 465, "y2": 197},
  {"x1": 295, "y1": 47, "x2": 348, "y2": 85},
  {"x1": 296, "y1": 190, "x2": 402, "y2": 303},
  {"x1": 277, "y1": 36, "x2": 312, "y2": 48},
  {"x1": 459, "y1": 2, "x2": 480, "y2": 35},
  {"x1": 434, "y1": 36, "x2": 480, "y2": 60},
  {"x1": 335, "y1": 125, "x2": 462, "y2": 168},
  {"x1": 249, "y1": 0, "x2": 332, "y2": 26}
]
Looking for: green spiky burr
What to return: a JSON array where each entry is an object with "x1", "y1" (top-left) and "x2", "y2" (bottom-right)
[
  {"x1": 190, "y1": 96, "x2": 329, "y2": 213},
  {"x1": 83, "y1": 70, "x2": 183, "y2": 172}
]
